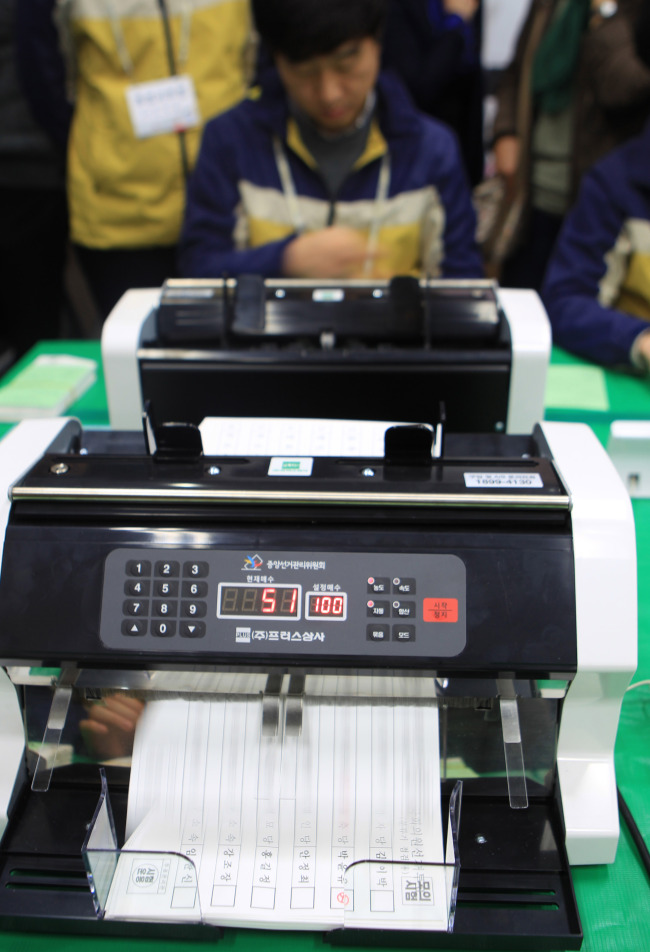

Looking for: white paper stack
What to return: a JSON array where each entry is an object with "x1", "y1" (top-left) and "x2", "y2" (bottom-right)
[
  {"x1": 198, "y1": 417, "x2": 422, "y2": 458},
  {"x1": 104, "y1": 687, "x2": 449, "y2": 933}
]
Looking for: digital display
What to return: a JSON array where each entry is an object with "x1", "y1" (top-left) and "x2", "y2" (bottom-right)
[
  {"x1": 218, "y1": 584, "x2": 300, "y2": 619},
  {"x1": 306, "y1": 592, "x2": 347, "y2": 620}
]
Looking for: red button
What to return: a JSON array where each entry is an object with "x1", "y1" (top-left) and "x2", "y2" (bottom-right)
[{"x1": 423, "y1": 598, "x2": 458, "y2": 623}]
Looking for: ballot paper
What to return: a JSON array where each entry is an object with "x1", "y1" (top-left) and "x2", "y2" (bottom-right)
[
  {"x1": 102, "y1": 689, "x2": 449, "y2": 931},
  {"x1": 0, "y1": 354, "x2": 96, "y2": 421},
  {"x1": 199, "y1": 417, "x2": 425, "y2": 458}
]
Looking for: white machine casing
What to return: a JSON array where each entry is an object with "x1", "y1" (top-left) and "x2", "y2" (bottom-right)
[
  {"x1": 607, "y1": 420, "x2": 650, "y2": 498},
  {"x1": 0, "y1": 419, "x2": 86, "y2": 842},
  {"x1": 542, "y1": 422, "x2": 637, "y2": 864},
  {"x1": 101, "y1": 282, "x2": 551, "y2": 435}
]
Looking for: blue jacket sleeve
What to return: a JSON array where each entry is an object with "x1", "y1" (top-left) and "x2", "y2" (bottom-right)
[
  {"x1": 541, "y1": 166, "x2": 649, "y2": 367},
  {"x1": 15, "y1": 0, "x2": 73, "y2": 153},
  {"x1": 179, "y1": 118, "x2": 295, "y2": 278}
]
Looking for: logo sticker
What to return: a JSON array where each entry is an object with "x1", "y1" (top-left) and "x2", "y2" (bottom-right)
[{"x1": 268, "y1": 457, "x2": 313, "y2": 476}]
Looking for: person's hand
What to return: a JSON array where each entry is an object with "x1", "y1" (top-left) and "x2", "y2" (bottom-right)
[
  {"x1": 80, "y1": 694, "x2": 144, "y2": 761},
  {"x1": 634, "y1": 329, "x2": 650, "y2": 373},
  {"x1": 443, "y1": 0, "x2": 480, "y2": 21},
  {"x1": 493, "y1": 135, "x2": 521, "y2": 195},
  {"x1": 282, "y1": 226, "x2": 380, "y2": 278}
]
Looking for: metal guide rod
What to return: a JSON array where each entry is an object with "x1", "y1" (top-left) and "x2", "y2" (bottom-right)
[
  {"x1": 11, "y1": 485, "x2": 570, "y2": 510},
  {"x1": 285, "y1": 674, "x2": 305, "y2": 736},
  {"x1": 262, "y1": 672, "x2": 283, "y2": 737},
  {"x1": 499, "y1": 696, "x2": 529, "y2": 810},
  {"x1": 32, "y1": 668, "x2": 78, "y2": 793}
]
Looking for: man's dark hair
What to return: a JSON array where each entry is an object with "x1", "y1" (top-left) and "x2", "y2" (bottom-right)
[{"x1": 252, "y1": 0, "x2": 387, "y2": 63}]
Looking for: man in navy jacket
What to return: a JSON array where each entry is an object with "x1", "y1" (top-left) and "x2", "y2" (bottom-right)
[{"x1": 179, "y1": 0, "x2": 483, "y2": 280}]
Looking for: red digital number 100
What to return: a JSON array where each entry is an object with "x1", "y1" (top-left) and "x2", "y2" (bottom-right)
[{"x1": 310, "y1": 594, "x2": 345, "y2": 616}]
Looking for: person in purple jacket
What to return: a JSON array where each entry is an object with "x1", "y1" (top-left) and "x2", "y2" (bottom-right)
[{"x1": 542, "y1": 117, "x2": 650, "y2": 371}]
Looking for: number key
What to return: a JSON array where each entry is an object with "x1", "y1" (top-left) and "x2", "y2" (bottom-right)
[
  {"x1": 126, "y1": 560, "x2": 151, "y2": 577},
  {"x1": 155, "y1": 560, "x2": 179, "y2": 577},
  {"x1": 123, "y1": 600, "x2": 149, "y2": 616},
  {"x1": 155, "y1": 580, "x2": 178, "y2": 597},
  {"x1": 152, "y1": 620, "x2": 176, "y2": 638},
  {"x1": 183, "y1": 561, "x2": 208, "y2": 578},
  {"x1": 182, "y1": 580, "x2": 207, "y2": 598},
  {"x1": 125, "y1": 579, "x2": 150, "y2": 596}
]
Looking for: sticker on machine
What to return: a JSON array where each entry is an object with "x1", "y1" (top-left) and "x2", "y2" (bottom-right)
[
  {"x1": 464, "y1": 472, "x2": 543, "y2": 489},
  {"x1": 268, "y1": 457, "x2": 313, "y2": 476}
]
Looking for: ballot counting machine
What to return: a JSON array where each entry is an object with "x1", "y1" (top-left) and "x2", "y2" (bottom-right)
[
  {"x1": 0, "y1": 413, "x2": 636, "y2": 947},
  {"x1": 101, "y1": 277, "x2": 550, "y2": 435}
]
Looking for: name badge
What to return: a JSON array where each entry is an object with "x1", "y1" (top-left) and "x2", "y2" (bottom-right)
[{"x1": 126, "y1": 75, "x2": 200, "y2": 139}]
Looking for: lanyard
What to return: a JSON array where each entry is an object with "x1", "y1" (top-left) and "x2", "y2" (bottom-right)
[
  {"x1": 363, "y1": 150, "x2": 391, "y2": 276},
  {"x1": 273, "y1": 136, "x2": 391, "y2": 277},
  {"x1": 105, "y1": 0, "x2": 192, "y2": 76}
]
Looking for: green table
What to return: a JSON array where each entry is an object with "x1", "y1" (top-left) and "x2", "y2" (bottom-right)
[
  {"x1": 545, "y1": 345, "x2": 650, "y2": 444},
  {"x1": 0, "y1": 343, "x2": 649, "y2": 952}
]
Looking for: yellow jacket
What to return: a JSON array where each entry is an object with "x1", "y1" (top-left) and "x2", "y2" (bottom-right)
[{"x1": 58, "y1": 0, "x2": 251, "y2": 248}]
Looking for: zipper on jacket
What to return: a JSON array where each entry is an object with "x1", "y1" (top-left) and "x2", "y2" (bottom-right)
[{"x1": 274, "y1": 135, "x2": 391, "y2": 276}]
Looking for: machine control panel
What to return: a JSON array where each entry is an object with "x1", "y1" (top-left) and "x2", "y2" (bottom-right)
[{"x1": 100, "y1": 548, "x2": 466, "y2": 657}]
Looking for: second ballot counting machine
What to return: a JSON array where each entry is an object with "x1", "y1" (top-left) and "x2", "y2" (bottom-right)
[
  {"x1": 0, "y1": 415, "x2": 637, "y2": 948},
  {"x1": 101, "y1": 277, "x2": 550, "y2": 435}
]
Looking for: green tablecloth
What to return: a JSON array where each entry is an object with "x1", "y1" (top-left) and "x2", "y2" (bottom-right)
[{"x1": 0, "y1": 342, "x2": 649, "y2": 952}]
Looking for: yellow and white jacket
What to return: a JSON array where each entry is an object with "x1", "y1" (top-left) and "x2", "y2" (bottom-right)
[{"x1": 54, "y1": 0, "x2": 251, "y2": 247}]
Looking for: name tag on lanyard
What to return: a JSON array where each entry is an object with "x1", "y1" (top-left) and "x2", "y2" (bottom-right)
[{"x1": 126, "y1": 75, "x2": 200, "y2": 139}]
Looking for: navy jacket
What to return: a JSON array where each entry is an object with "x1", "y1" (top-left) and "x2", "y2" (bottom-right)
[
  {"x1": 542, "y1": 120, "x2": 650, "y2": 367},
  {"x1": 180, "y1": 70, "x2": 483, "y2": 280}
]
